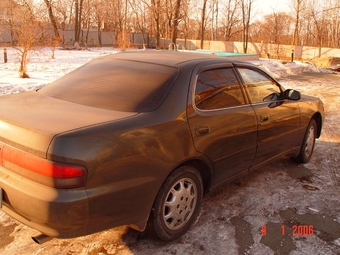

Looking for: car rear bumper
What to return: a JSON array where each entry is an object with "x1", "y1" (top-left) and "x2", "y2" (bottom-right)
[{"x1": 0, "y1": 166, "x2": 89, "y2": 238}]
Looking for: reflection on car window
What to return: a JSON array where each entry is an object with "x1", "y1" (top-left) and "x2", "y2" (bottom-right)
[
  {"x1": 195, "y1": 68, "x2": 245, "y2": 110},
  {"x1": 237, "y1": 68, "x2": 281, "y2": 103}
]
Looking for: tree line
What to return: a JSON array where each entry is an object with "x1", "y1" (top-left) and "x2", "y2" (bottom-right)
[{"x1": 3, "y1": 0, "x2": 340, "y2": 49}]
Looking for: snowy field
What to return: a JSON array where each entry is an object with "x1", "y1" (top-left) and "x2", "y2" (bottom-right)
[{"x1": 0, "y1": 47, "x2": 339, "y2": 255}]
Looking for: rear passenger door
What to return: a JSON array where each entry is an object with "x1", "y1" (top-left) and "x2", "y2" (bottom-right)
[
  {"x1": 236, "y1": 66, "x2": 301, "y2": 168},
  {"x1": 187, "y1": 66, "x2": 257, "y2": 186}
]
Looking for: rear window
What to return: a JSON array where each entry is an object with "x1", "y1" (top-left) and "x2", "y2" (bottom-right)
[{"x1": 39, "y1": 57, "x2": 179, "y2": 112}]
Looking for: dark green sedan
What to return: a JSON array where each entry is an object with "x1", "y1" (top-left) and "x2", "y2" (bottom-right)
[{"x1": 0, "y1": 51, "x2": 324, "y2": 243}]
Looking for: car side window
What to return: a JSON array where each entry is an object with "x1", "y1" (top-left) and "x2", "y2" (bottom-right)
[
  {"x1": 237, "y1": 68, "x2": 281, "y2": 103},
  {"x1": 195, "y1": 68, "x2": 245, "y2": 110}
]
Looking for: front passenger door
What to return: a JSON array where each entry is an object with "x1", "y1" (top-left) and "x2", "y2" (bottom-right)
[{"x1": 236, "y1": 67, "x2": 301, "y2": 168}]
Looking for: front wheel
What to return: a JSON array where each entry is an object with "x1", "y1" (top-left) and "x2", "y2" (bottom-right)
[
  {"x1": 147, "y1": 166, "x2": 203, "y2": 241},
  {"x1": 296, "y1": 119, "x2": 317, "y2": 163}
]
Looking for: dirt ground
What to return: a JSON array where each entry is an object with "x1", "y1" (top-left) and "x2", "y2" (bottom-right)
[
  {"x1": 0, "y1": 72, "x2": 339, "y2": 255},
  {"x1": 312, "y1": 56, "x2": 340, "y2": 69}
]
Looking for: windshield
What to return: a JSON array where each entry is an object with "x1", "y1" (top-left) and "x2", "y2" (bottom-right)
[{"x1": 39, "y1": 57, "x2": 179, "y2": 112}]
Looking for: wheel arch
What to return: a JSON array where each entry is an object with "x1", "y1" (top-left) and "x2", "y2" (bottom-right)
[
  {"x1": 174, "y1": 159, "x2": 213, "y2": 195},
  {"x1": 145, "y1": 158, "x2": 212, "y2": 240},
  {"x1": 151, "y1": 157, "x2": 213, "y2": 211},
  {"x1": 312, "y1": 112, "x2": 322, "y2": 138}
]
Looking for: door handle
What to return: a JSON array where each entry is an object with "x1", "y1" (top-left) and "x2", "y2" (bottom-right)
[
  {"x1": 260, "y1": 114, "x2": 270, "y2": 122},
  {"x1": 195, "y1": 126, "x2": 210, "y2": 136}
]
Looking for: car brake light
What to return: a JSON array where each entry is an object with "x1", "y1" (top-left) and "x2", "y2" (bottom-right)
[{"x1": 1, "y1": 145, "x2": 87, "y2": 189}]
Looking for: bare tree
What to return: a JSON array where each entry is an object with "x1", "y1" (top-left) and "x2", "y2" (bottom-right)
[
  {"x1": 152, "y1": 0, "x2": 162, "y2": 49},
  {"x1": 81, "y1": 0, "x2": 91, "y2": 47},
  {"x1": 3, "y1": 0, "x2": 340, "y2": 57},
  {"x1": 122, "y1": 0, "x2": 129, "y2": 49},
  {"x1": 43, "y1": 0, "x2": 60, "y2": 43},
  {"x1": 46, "y1": 0, "x2": 73, "y2": 45},
  {"x1": 178, "y1": 0, "x2": 191, "y2": 48},
  {"x1": 291, "y1": 0, "x2": 305, "y2": 46},
  {"x1": 171, "y1": 0, "x2": 182, "y2": 44},
  {"x1": 10, "y1": 0, "x2": 45, "y2": 78},
  {"x1": 262, "y1": 12, "x2": 293, "y2": 58},
  {"x1": 222, "y1": 0, "x2": 241, "y2": 41},
  {"x1": 129, "y1": 0, "x2": 148, "y2": 48},
  {"x1": 240, "y1": 0, "x2": 255, "y2": 53},
  {"x1": 200, "y1": 0, "x2": 208, "y2": 49},
  {"x1": 94, "y1": 0, "x2": 106, "y2": 47},
  {"x1": 0, "y1": 0, "x2": 16, "y2": 43},
  {"x1": 307, "y1": 0, "x2": 327, "y2": 57},
  {"x1": 98, "y1": 0, "x2": 123, "y2": 48},
  {"x1": 165, "y1": 0, "x2": 174, "y2": 40},
  {"x1": 323, "y1": 1, "x2": 340, "y2": 48},
  {"x1": 141, "y1": 0, "x2": 162, "y2": 49},
  {"x1": 74, "y1": 0, "x2": 84, "y2": 45},
  {"x1": 210, "y1": 0, "x2": 218, "y2": 40}
]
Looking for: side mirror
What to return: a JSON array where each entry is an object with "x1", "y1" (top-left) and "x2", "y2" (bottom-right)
[
  {"x1": 263, "y1": 92, "x2": 281, "y2": 102},
  {"x1": 284, "y1": 89, "x2": 301, "y2": 101}
]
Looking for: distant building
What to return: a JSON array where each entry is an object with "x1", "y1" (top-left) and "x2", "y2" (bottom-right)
[
  {"x1": 0, "y1": 0, "x2": 34, "y2": 44},
  {"x1": 0, "y1": 0, "x2": 25, "y2": 23}
]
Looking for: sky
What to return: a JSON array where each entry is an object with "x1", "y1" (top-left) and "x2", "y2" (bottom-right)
[{"x1": 256, "y1": 0, "x2": 291, "y2": 15}]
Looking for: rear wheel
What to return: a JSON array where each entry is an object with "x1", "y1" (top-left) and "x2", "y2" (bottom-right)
[
  {"x1": 147, "y1": 166, "x2": 203, "y2": 241},
  {"x1": 296, "y1": 119, "x2": 317, "y2": 163}
]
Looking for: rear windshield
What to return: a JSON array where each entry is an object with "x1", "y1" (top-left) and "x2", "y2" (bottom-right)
[{"x1": 39, "y1": 57, "x2": 179, "y2": 112}]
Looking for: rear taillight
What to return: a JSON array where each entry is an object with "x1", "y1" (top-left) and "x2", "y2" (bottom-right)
[{"x1": 1, "y1": 145, "x2": 87, "y2": 188}]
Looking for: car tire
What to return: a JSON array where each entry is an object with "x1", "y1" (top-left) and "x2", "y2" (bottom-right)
[
  {"x1": 296, "y1": 119, "x2": 317, "y2": 163},
  {"x1": 147, "y1": 165, "x2": 203, "y2": 241}
]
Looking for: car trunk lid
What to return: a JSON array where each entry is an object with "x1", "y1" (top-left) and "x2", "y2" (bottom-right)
[{"x1": 0, "y1": 91, "x2": 137, "y2": 158}]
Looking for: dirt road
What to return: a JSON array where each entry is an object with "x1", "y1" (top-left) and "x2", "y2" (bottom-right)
[{"x1": 1, "y1": 72, "x2": 339, "y2": 255}]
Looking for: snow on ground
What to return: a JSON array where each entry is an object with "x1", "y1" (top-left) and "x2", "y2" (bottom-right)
[
  {"x1": 254, "y1": 58, "x2": 333, "y2": 78},
  {"x1": 0, "y1": 47, "x2": 119, "y2": 95},
  {"x1": 0, "y1": 47, "x2": 339, "y2": 255}
]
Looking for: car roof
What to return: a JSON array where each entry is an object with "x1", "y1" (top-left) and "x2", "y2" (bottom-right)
[{"x1": 103, "y1": 51, "x2": 237, "y2": 67}]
